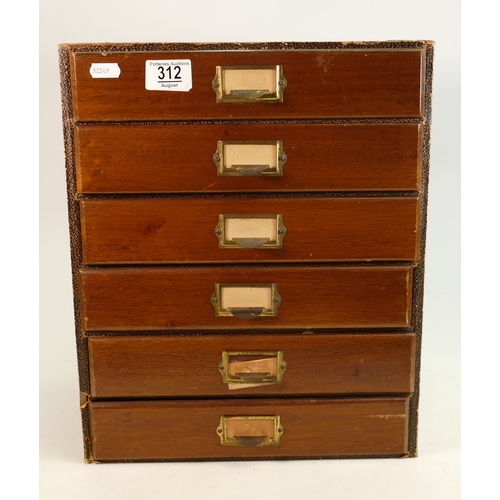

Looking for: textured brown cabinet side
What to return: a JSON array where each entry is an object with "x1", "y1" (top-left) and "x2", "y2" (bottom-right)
[{"x1": 59, "y1": 41, "x2": 433, "y2": 462}]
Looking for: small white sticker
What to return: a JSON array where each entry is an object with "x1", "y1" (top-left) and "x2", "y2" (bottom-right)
[
  {"x1": 89, "y1": 63, "x2": 121, "y2": 79},
  {"x1": 145, "y1": 59, "x2": 192, "y2": 92}
]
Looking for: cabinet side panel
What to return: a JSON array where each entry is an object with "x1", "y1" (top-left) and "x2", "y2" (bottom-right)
[
  {"x1": 407, "y1": 42, "x2": 434, "y2": 457},
  {"x1": 58, "y1": 44, "x2": 92, "y2": 461}
]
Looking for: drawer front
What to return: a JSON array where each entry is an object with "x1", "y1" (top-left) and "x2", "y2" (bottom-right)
[
  {"x1": 80, "y1": 266, "x2": 412, "y2": 330},
  {"x1": 81, "y1": 197, "x2": 421, "y2": 264},
  {"x1": 75, "y1": 123, "x2": 422, "y2": 193},
  {"x1": 88, "y1": 333, "x2": 416, "y2": 398},
  {"x1": 89, "y1": 397, "x2": 410, "y2": 460},
  {"x1": 71, "y1": 49, "x2": 424, "y2": 121}
]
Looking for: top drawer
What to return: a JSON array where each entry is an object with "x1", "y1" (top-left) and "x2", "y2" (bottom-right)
[{"x1": 70, "y1": 49, "x2": 425, "y2": 121}]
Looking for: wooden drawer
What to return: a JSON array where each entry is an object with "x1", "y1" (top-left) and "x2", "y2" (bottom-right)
[
  {"x1": 80, "y1": 265, "x2": 412, "y2": 331},
  {"x1": 89, "y1": 397, "x2": 410, "y2": 460},
  {"x1": 88, "y1": 333, "x2": 415, "y2": 398},
  {"x1": 75, "y1": 123, "x2": 422, "y2": 193},
  {"x1": 80, "y1": 197, "x2": 421, "y2": 264},
  {"x1": 71, "y1": 49, "x2": 425, "y2": 121}
]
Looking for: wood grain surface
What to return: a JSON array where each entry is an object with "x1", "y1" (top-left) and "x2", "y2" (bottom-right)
[
  {"x1": 60, "y1": 42, "x2": 433, "y2": 463},
  {"x1": 88, "y1": 332, "x2": 416, "y2": 398},
  {"x1": 75, "y1": 123, "x2": 422, "y2": 193},
  {"x1": 88, "y1": 397, "x2": 410, "y2": 460},
  {"x1": 80, "y1": 197, "x2": 420, "y2": 264},
  {"x1": 80, "y1": 265, "x2": 413, "y2": 330},
  {"x1": 71, "y1": 49, "x2": 424, "y2": 121}
]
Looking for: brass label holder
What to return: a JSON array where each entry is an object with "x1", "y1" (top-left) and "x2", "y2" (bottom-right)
[
  {"x1": 213, "y1": 140, "x2": 287, "y2": 177},
  {"x1": 216, "y1": 416, "x2": 284, "y2": 446},
  {"x1": 218, "y1": 351, "x2": 287, "y2": 386},
  {"x1": 211, "y1": 283, "x2": 281, "y2": 318},
  {"x1": 215, "y1": 214, "x2": 287, "y2": 249},
  {"x1": 212, "y1": 65, "x2": 287, "y2": 103}
]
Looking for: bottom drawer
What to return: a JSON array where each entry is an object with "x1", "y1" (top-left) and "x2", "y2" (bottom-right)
[{"x1": 89, "y1": 397, "x2": 410, "y2": 461}]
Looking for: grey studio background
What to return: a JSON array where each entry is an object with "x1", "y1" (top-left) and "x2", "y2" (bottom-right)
[{"x1": 39, "y1": 1, "x2": 460, "y2": 498}]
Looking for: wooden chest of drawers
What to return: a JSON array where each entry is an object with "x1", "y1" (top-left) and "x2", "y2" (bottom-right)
[{"x1": 58, "y1": 41, "x2": 433, "y2": 462}]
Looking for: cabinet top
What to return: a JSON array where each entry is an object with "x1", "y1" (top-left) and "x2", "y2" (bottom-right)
[{"x1": 59, "y1": 40, "x2": 434, "y2": 53}]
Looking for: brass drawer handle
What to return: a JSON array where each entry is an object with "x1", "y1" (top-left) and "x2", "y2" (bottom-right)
[
  {"x1": 218, "y1": 351, "x2": 287, "y2": 386},
  {"x1": 213, "y1": 140, "x2": 287, "y2": 177},
  {"x1": 215, "y1": 214, "x2": 287, "y2": 250},
  {"x1": 212, "y1": 65, "x2": 287, "y2": 103},
  {"x1": 217, "y1": 416, "x2": 284, "y2": 446},
  {"x1": 229, "y1": 307, "x2": 264, "y2": 319},
  {"x1": 211, "y1": 283, "x2": 281, "y2": 318},
  {"x1": 235, "y1": 373, "x2": 270, "y2": 383},
  {"x1": 234, "y1": 436, "x2": 267, "y2": 446},
  {"x1": 232, "y1": 238, "x2": 269, "y2": 249},
  {"x1": 234, "y1": 165, "x2": 268, "y2": 176}
]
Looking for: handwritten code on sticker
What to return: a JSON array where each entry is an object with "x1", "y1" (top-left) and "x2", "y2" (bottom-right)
[
  {"x1": 145, "y1": 60, "x2": 193, "y2": 92},
  {"x1": 90, "y1": 63, "x2": 121, "y2": 79}
]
